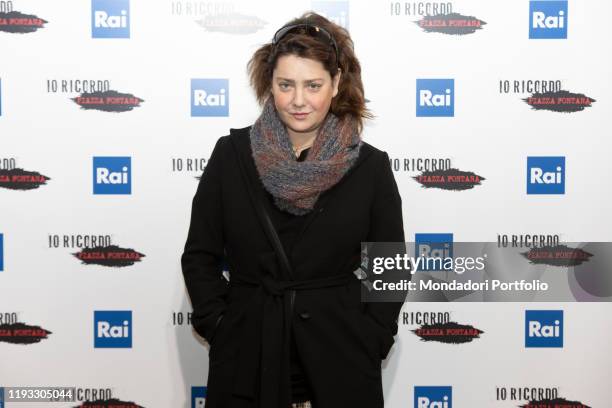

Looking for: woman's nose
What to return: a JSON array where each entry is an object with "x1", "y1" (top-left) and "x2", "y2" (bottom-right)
[{"x1": 292, "y1": 87, "x2": 305, "y2": 107}]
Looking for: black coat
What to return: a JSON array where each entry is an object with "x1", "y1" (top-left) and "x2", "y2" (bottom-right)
[{"x1": 181, "y1": 125, "x2": 406, "y2": 408}]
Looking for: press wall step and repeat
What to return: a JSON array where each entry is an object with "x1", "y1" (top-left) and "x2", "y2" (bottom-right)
[{"x1": 1, "y1": 0, "x2": 611, "y2": 407}]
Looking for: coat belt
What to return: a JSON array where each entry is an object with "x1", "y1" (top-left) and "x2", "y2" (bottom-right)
[{"x1": 229, "y1": 252, "x2": 356, "y2": 408}]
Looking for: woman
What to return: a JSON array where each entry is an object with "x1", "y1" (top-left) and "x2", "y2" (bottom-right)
[{"x1": 181, "y1": 11, "x2": 405, "y2": 408}]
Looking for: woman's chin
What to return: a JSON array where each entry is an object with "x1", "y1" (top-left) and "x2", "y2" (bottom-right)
[{"x1": 285, "y1": 120, "x2": 318, "y2": 134}]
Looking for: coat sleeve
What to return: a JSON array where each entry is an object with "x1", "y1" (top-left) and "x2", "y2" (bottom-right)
[
  {"x1": 364, "y1": 150, "x2": 408, "y2": 358},
  {"x1": 181, "y1": 136, "x2": 229, "y2": 342}
]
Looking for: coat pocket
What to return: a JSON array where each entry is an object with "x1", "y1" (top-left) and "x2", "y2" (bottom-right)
[
  {"x1": 344, "y1": 279, "x2": 395, "y2": 360},
  {"x1": 343, "y1": 307, "x2": 379, "y2": 362},
  {"x1": 356, "y1": 307, "x2": 395, "y2": 360},
  {"x1": 209, "y1": 304, "x2": 245, "y2": 365}
]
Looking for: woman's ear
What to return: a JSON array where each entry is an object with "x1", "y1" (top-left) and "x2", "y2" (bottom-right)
[{"x1": 332, "y1": 68, "x2": 342, "y2": 97}]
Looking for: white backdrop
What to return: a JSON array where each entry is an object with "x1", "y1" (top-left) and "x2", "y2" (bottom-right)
[{"x1": 1, "y1": 0, "x2": 611, "y2": 407}]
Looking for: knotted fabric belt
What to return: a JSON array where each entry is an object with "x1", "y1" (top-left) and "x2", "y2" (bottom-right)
[{"x1": 229, "y1": 252, "x2": 355, "y2": 408}]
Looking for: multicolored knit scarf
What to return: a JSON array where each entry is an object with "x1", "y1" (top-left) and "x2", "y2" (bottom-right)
[{"x1": 250, "y1": 96, "x2": 362, "y2": 215}]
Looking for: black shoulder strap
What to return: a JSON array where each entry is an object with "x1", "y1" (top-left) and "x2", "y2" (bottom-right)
[
  {"x1": 257, "y1": 195, "x2": 294, "y2": 280},
  {"x1": 229, "y1": 134, "x2": 294, "y2": 280}
]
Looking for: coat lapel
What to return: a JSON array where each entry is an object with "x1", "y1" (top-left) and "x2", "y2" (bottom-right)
[{"x1": 229, "y1": 125, "x2": 374, "y2": 247}]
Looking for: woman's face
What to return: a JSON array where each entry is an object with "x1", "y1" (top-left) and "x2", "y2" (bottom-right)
[{"x1": 271, "y1": 54, "x2": 341, "y2": 138}]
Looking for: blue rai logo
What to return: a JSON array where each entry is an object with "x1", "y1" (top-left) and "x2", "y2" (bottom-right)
[
  {"x1": 191, "y1": 79, "x2": 229, "y2": 117},
  {"x1": 191, "y1": 386, "x2": 207, "y2": 408},
  {"x1": 94, "y1": 310, "x2": 132, "y2": 348},
  {"x1": 92, "y1": 0, "x2": 130, "y2": 38},
  {"x1": 525, "y1": 310, "x2": 563, "y2": 348},
  {"x1": 312, "y1": 1, "x2": 349, "y2": 29},
  {"x1": 529, "y1": 0, "x2": 568, "y2": 39},
  {"x1": 93, "y1": 156, "x2": 132, "y2": 195},
  {"x1": 527, "y1": 156, "x2": 565, "y2": 194},
  {"x1": 415, "y1": 233, "x2": 453, "y2": 271},
  {"x1": 416, "y1": 79, "x2": 454, "y2": 117},
  {"x1": 414, "y1": 386, "x2": 452, "y2": 408}
]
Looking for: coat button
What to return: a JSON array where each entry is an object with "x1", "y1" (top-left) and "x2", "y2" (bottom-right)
[{"x1": 299, "y1": 312, "x2": 311, "y2": 320}]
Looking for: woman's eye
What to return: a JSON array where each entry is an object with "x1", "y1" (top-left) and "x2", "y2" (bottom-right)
[
  {"x1": 279, "y1": 83, "x2": 290, "y2": 89},
  {"x1": 309, "y1": 83, "x2": 322, "y2": 89}
]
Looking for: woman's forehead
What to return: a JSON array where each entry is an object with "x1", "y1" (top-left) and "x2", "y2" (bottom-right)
[{"x1": 273, "y1": 55, "x2": 330, "y2": 79}]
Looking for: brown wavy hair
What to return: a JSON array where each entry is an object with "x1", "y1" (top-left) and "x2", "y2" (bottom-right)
[{"x1": 247, "y1": 11, "x2": 373, "y2": 133}]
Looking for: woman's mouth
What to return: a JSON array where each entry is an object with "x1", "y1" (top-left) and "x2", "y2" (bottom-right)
[{"x1": 292, "y1": 112, "x2": 309, "y2": 120}]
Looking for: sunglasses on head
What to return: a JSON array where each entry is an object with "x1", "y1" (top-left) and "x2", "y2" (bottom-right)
[{"x1": 271, "y1": 23, "x2": 340, "y2": 67}]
